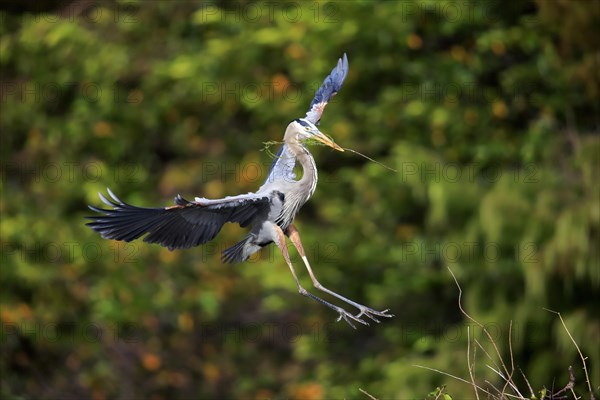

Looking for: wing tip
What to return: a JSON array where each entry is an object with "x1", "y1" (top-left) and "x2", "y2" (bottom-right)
[
  {"x1": 341, "y1": 52, "x2": 349, "y2": 77},
  {"x1": 335, "y1": 52, "x2": 349, "y2": 85}
]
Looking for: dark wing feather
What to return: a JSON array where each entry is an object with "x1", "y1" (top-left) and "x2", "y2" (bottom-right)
[
  {"x1": 305, "y1": 53, "x2": 349, "y2": 124},
  {"x1": 86, "y1": 188, "x2": 272, "y2": 250}
]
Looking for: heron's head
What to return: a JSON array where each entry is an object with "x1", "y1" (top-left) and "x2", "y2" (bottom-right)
[{"x1": 286, "y1": 118, "x2": 344, "y2": 151}]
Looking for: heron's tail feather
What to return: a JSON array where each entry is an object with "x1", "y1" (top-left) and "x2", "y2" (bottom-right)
[
  {"x1": 222, "y1": 237, "x2": 250, "y2": 264},
  {"x1": 222, "y1": 235, "x2": 268, "y2": 264}
]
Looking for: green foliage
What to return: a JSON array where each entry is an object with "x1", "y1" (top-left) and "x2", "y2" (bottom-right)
[
  {"x1": 1, "y1": 0, "x2": 598, "y2": 398},
  {"x1": 427, "y1": 386, "x2": 453, "y2": 400}
]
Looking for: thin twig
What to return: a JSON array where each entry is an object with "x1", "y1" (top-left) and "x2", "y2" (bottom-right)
[
  {"x1": 472, "y1": 337, "x2": 478, "y2": 389},
  {"x1": 519, "y1": 367, "x2": 535, "y2": 398},
  {"x1": 359, "y1": 388, "x2": 378, "y2": 400},
  {"x1": 467, "y1": 326, "x2": 481, "y2": 400},
  {"x1": 553, "y1": 366, "x2": 576, "y2": 397},
  {"x1": 342, "y1": 147, "x2": 397, "y2": 172},
  {"x1": 504, "y1": 320, "x2": 517, "y2": 398},
  {"x1": 473, "y1": 338, "x2": 503, "y2": 383},
  {"x1": 485, "y1": 380, "x2": 503, "y2": 397},
  {"x1": 508, "y1": 320, "x2": 515, "y2": 377},
  {"x1": 448, "y1": 267, "x2": 515, "y2": 390},
  {"x1": 262, "y1": 139, "x2": 397, "y2": 172},
  {"x1": 413, "y1": 365, "x2": 495, "y2": 397},
  {"x1": 260, "y1": 140, "x2": 285, "y2": 159},
  {"x1": 433, "y1": 386, "x2": 444, "y2": 400},
  {"x1": 486, "y1": 364, "x2": 521, "y2": 396},
  {"x1": 483, "y1": 380, "x2": 524, "y2": 399},
  {"x1": 543, "y1": 308, "x2": 595, "y2": 400}
]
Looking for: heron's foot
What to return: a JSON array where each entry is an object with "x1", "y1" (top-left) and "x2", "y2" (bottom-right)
[
  {"x1": 355, "y1": 306, "x2": 394, "y2": 324},
  {"x1": 334, "y1": 306, "x2": 370, "y2": 329}
]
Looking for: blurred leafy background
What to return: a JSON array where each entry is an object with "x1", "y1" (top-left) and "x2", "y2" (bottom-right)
[{"x1": 1, "y1": 0, "x2": 599, "y2": 398}]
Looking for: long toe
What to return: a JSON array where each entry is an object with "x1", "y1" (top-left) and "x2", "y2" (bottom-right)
[
  {"x1": 380, "y1": 309, "x2": 394, "y2": 318},
  {"x1": 357, "y1": 306, "x2": 394, "y2": 322},
  {"x1": 336, "y1": 308, "x2": 369, "y2": 328},
  {"x1": 360, "y1": 311, "x2": 381, "y2": 323},
  {"x1": 370, "y1": 308, "x2": 394, "y2": 317},
  {"x1": 345, "y1": 314, "x2": 369, "y2": 328},
  {"x1": 340, "y1": 314, "x2": 356, "y2": 329}
]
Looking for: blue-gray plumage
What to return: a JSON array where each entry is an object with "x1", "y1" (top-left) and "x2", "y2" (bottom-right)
[
  {"x1": 305, "y1": 53, "x2": 348, "y2": 125},
  {"x1": 86, "y1": 53, "x2": 392, "y2": 328}
]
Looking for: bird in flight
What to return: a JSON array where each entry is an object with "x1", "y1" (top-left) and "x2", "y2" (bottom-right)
[{"x1": 87, "y1": 54, "x2": 393, "y2": 328}]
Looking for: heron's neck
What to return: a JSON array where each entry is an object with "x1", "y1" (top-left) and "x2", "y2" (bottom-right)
[{"x1": 289, "y1": 140, "x2": 318, "y2": 195}]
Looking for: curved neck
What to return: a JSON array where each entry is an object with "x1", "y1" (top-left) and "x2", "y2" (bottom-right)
[
  {"x1": 287, "y1": 138, "x2": 318, "y2": 195},
  {"x1": 270, "y1": 126, "x2": 320, "y2": 228},
  {"x1": 290, "y1": 142, "x2": 318, "y2": 182}
]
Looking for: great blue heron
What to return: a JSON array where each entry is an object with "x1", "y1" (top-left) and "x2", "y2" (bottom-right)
[{"x1": 87, "y1": 54, "x2": 392, "y2": 328}]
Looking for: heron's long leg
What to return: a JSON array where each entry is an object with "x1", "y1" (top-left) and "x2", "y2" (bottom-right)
[
  {"x1": 287, "y1": 224, "x2": 393, "y2": 323},
  {"x1": 272, "y1": 224, "x2": 367, "y2": 328}
]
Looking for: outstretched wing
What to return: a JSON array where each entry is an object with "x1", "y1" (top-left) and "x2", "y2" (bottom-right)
[
  {"x1": 305, "y1": 53, "x2": 349, "y2": 125},
  {"x1": 86, "y1": 188, "x2": 274, "y2": 250}
]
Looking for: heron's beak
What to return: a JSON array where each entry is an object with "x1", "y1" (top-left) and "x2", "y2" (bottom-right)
[{"x1": 312, "y1": 130, "x2": 344, "y2": 152}]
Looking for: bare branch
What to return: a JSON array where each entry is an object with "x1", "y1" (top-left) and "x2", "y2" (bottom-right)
[
  {"x1": 509, "y1": 320, "x2": 515, "y2": 376},
  {"x1": 543, "y1": 308, "x2": 595, "y2": 400},
  {"x1": 448, "y1": 266, "x2": 523, "y2": 398},
  {"x1": 483, "y1": 379, "x2": 524, "y2": 399},
  {"x1": 474, "y1": 338, "x2": 502, "y2": 374},
  {"x1": 447, "y1": 267, "x2": 513, "y2": 380},
  {"x1": 519, "y1": 367, "x2": 535, "y2": 398},
  {"x1": 359, "y1": 388, "x2": 378, "y2": 400},
  {"x1": 467, "y1": 327, "x2": 481, "y2": 400},
  {"x1": 486, "y1": 364, "x2": 522, "y2": 397},
  {"x1": 553, "y1": 366, "x2": 576, "y2": 399},
  {"x1": 413, "y1": 364, "x2": 494, "y2": 397}
]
